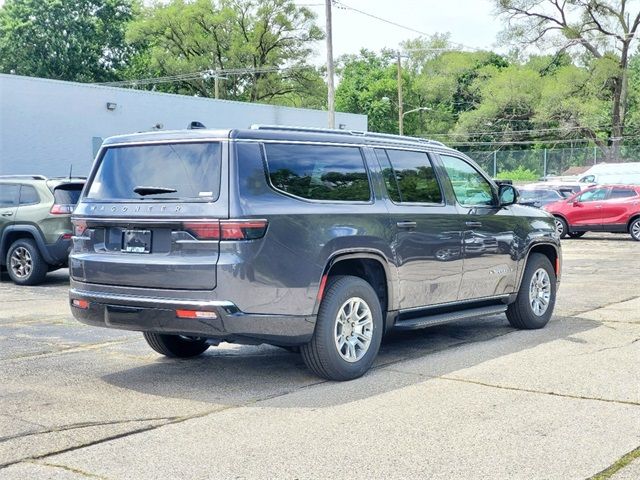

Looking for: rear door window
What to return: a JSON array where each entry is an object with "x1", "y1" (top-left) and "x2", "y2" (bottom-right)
[
  {"x1": 609, "y1": 188, "x2": 637, "y2": 199},
  {"x1": 0, "y1": 184, "x2": 19, "y2": 208},
  {"x1": 86, "y1": 142, "x2": 222, "y2": 201},
  {"x1": 376, "y1": 149, "x2": 442, "y2": 204},
  {"x1": 19, "y1": 185, "x2": 40, "y2": 205},
  {"x1": 264, "y1": 143, "x2": 371, "y2": 202}
]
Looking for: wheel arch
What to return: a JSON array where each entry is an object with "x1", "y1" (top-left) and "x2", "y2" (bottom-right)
[
  {"x1": 626, "y1": 213, "x2": 640, "y2": 231},
  {"x1": 517, "y1": 242, "x2": 561, "y2": 291},
  {"x1": 316, "y1": 251, "x2": 396, "y2": 332},
  {"x1": 1, "y1": 225, "x2": 53, "y2": 265}
]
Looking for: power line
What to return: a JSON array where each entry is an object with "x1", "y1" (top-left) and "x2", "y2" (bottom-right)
[
  {"x1": 97, "y1": 65, "x2": 314, "y2": 87},
  {"x1": 332, "y1": 0, "x2": 482, "y2": 52}
]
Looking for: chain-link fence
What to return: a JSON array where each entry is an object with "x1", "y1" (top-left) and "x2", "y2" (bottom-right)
[{"x1": 460, "y1": 145, "x2": 640, "y2": 179}]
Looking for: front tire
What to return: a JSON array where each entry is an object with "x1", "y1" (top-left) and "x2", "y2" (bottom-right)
[
  {"x1": 554, "y1": 217, "x2": 568, "y2": 239},
  {"x1": 629, "y1": 218, "x2": 640, "y2": 241},
  {"x1": 506, "y1": 253, "x2": 556, "y2": 330},
  {"x1": 6, "y1": 239, "x2": 48, "y2": 285},
  {"x1": 143, "y1": 332, "x2": 210, "y2": 358},
  {"x1": 301, "y1": 276, "x2": 383, "y2": 381}
]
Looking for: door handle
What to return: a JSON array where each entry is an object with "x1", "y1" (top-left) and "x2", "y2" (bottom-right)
[
  {"x1": 396, "y1": 221, "x2": 417, "y2": 229},
  {"x1": 465, "y1": 221, "x2": 482, "y2": 228},
  {"x1": 1, "y1": 212, "x2": 13, "y2": 217}
]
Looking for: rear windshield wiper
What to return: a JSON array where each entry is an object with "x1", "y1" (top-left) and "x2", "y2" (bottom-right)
[{"x1": 133, "y1": 186, "x2": 178, "y2": 196}]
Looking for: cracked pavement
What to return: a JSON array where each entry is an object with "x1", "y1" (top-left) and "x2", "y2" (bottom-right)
[{"x1": 0, "y1": 233, "x2": 639, "y2": 479}]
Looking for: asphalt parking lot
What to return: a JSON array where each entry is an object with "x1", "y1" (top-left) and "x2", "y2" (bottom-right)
[{"x1": 0, "y1": 233, "x2": 639, "y2": 479}]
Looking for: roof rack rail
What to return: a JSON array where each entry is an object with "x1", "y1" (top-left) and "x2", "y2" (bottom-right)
[
  {"x1": 0, "y1": 174, "x2": 47, "y2": 180},
  {"x1": 250, "y1": 124, "x2": 354, "y2": 136},
  {"x1": 249, "y1": 124, "x2": 445, "y2": 146},
  {"x1": 49, "y1": 176, "x2": 88, "y2": 180}
]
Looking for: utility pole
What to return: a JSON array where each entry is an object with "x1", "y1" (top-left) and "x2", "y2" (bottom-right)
[
  {"x1": 325, "y1": 0, "x2": 335, "y2": 128},
  {"x1": 397, "y1": 51, "x2": 404, "y2": 136},
  {"x1": 214, "y1": 68, "x2": 220, "y2": 99}
]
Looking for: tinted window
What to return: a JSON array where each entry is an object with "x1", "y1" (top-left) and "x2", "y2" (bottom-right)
[
  {"x1": 609, "y1": 188, "x2": 637, "y2": 199},
  {"x1": 577, "y1": 188, "x2": 608, "y2": 202},
  {"x1": 54, "y1": 184, "x2": 83, "y2": 205},
  {"x1": 441, "y1": 155, "x2": 494, "y2": 206},
  {"x1": 0, "y1": 184, "x2": 19, "y2": 208},
  {"x1": 19, "y1": 185, "x2": 40, "y2": 204},
  {"x1": 86, "y1": 142, "x2": 221, "y2": 201},
  {"x1": 265, "y1": 144, "x2": 370, "y2": 202},
  {"x1": 378, "y1": 149, "x2": 442, "y2": 204},
  {"x1": 520, "y1": 190, "x2": 561, "y2": 201}
]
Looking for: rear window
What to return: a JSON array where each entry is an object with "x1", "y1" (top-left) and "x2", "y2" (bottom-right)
[
  {"x1": 86, "y1": 142, "x2": 222, "y2": 201},
  {"x1": 264, "y1": 143, "x2": 371, "y2": 202},
  {"x1": 53, "y1": 184, "x2": 83, "y2": 205}
]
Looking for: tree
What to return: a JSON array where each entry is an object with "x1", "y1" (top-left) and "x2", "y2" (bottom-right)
[
  {"x1": 335, "y1": 49, "x2": 399, "y2": 133},
  {"x1": 126, "y1": 0, "x2": 324, "y2": 106},
  {"x1": 495, "y1": 0, "x2": 640, "y2": 161},
  {"x1": 0, "y1": 0, "x2": 138, "y2": 82}
]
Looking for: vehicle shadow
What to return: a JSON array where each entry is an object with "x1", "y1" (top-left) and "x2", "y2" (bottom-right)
[
  {"x1": 0, "y1": 268, "x2": 69, "y2": 286},
  {"x1": 102, "y1": 314, "x2": 600, "y2": 408}
]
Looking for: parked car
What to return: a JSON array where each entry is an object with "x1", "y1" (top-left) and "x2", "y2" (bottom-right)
[
  {"x1": 543, "y1": 184, "x2": 640, "y2": 240},
  {"x1": 0, "y1": 175, "x2": 85, "y2": 285},
  {"x1": 69, "y1": 125, "x2": 561, "y2": 381},
  {"x1": 518, "y1": 188, "x2": 566, "y2": 208},
  {"x1": 578, "y1": 162, "x2": 640, "y2": 186}
]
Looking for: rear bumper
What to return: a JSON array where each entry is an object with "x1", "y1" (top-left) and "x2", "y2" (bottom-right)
[{"x1": 69, "y1": 287, "x2": 315, "y2": 346}]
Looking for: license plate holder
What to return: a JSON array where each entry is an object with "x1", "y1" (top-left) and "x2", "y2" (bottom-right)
[{"x1": 122, "y1": 229, "x2": 152, "y2": 253}]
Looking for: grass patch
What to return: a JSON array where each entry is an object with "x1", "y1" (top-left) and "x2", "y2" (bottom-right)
[{"x1": 589, "y1": 445, "x2": 640, "y2": 480}]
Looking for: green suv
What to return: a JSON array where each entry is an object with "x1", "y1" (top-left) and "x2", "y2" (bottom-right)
[{"x1": 0, "y1": 175, "x2": 84, "y2": 285}]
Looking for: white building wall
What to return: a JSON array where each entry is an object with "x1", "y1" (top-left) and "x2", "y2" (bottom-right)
[{"x1": 0, "y1": 74, "x2": 367, "y2": 176}]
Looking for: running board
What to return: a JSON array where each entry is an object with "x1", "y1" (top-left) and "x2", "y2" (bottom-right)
[{"x1": 393, "y1": 305, "x2": 508, "y2": 331}]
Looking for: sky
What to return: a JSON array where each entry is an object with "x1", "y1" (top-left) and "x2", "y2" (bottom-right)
[
  {"x1": 0, "y1": 0, "x2": 505, "y2": 56},
  {"x1": 302, "y1": 0, "x2": 504, "y2": 59}
]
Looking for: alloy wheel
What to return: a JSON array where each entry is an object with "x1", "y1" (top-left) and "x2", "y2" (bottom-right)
[
  {"x1": 529, "y1": 268, "x2": 551, "y2": 316},
  {"x1": 334, "y1": 297, "x2": 373, "y2": 363},
  {"x1": 10, "y1": 247, "x2": 33, "y2": 279},
  {"x1": 632, "y1": 220, "x2": 640, "y2": 240}
]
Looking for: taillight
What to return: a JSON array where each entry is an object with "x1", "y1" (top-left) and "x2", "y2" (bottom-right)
[
  {"x1": 72, "y1": 219, "x2": 87, "y2": 236},
  {"x1": 60, "y1": 233, "x2": 73, "y2": 240},
  {"x1": 183, "y1": 220, "x2": 268, "y2": 241},
  {"x1": 50, "y1": 204, "x2": 74, "y2": 215}
]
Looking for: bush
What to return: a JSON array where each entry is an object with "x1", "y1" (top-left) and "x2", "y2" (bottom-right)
[{"x1": 495, "y1": 166, "x2": 539, "y2": 181}]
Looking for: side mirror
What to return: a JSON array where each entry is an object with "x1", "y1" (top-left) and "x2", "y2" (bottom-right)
[
  {"x1": 573, "y1": 201, "x2": 582, "y2": 207},
  {"x1": 499, "y1": 184, "x2": 519, "y2": 206}
]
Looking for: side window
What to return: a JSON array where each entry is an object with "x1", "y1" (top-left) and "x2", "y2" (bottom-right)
[
  {"x1": 609, "y1": 188, "x2": 637, "y2": 199},
  {"x1": 264, "y1": 143, "x2": 371, "y2": 202},
  {"x1": 577, "y1": 188, "x2": 608, "y2": 202},
  {"x1": 377, "y1": 149, "x2": 442, "y2": 204},
  {"x1": 0, "y1": 184, "x2": 20, "y2": 208},
  {"x1": 440, "y1": 155, "x2": 494, "y2": 206},
  {"x1": 19, "y1": 185, "x2": 40, "y2": 205}
]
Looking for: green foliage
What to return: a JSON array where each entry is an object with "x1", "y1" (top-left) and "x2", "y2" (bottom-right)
[
  {"x1": 495, "y1": 166, "x2": 539, "y2": 181},
  {"x1": 0, "y1": 0, "x2": 138, "y2": 82},
  {"x1": 126, "y1": 0, "x2": 324, "y2": 105}
]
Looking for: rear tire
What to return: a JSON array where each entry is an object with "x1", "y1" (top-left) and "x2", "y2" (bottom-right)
[
  {"x1": 6, "y1": 239, "x2": 48, "y2": 286},
  {"x1": 506, "y1": 253, "x2": 556, "y2": 330},
  {"x1": 143, "y1": 332, "x2": 210, "y2": 358},
  {"x1": 554, "y1": 217, "x2": 568, "y2": 239},
  {"x1": 629, "y1": 218, "x2": 640, "y2": 241},
  {"x1": 301, "y1": 276, "x2": 383, "y2": 381},
  {"x1": 567, "y1": 232, "x2": 585, "y2": 239}
]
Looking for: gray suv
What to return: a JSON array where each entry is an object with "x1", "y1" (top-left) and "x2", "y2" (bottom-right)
[{"x1": 69, "y1": 125, "x2": 561, "y2": 381}]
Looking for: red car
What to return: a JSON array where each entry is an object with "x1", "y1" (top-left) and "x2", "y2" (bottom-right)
[{"x1": 543, "y1": 184, "x2": 640, "y2": 241}]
